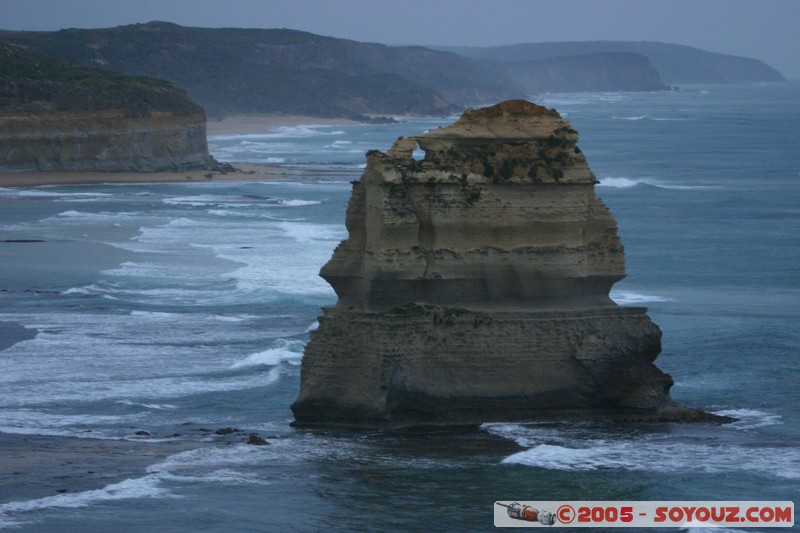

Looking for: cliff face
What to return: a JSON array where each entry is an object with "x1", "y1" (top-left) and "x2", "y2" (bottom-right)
[
  {"x1": 0, "y1": 109, "x2": 208, "y2": 172},
  {"x1": 293, "y1": 100, "x2": 700, "y2": 428},
  {"x1": 322, "y1": 100, "x2": 624, "y2": 312},
  {"x1": 508, "y1": 52, "x2": 667, "y2": 93},
  {"x1": 0, "y1": 43, "x2": 209, "y2": 172}
]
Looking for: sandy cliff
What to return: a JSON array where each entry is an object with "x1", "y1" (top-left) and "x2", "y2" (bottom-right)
[
  {"x1": 0, "y1": 109, "x2": 208, "y2": 172},
  {"x1": 293, "y1": 100, "x2": 710, "y2": 428},
  {"x1": 0, "y1": 42, "x2": 209, "y2": 172}
]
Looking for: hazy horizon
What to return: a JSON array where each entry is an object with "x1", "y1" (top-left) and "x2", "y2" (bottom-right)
[{"x1": 1, "y1": 0, "x2": 798, "y2": 79}]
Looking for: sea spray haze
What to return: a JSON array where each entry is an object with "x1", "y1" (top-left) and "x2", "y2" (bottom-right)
[{"x1": 0, "y1": 83, "x2": 798, "y2": 531}]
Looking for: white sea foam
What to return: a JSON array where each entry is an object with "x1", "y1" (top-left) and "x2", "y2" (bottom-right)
[
  {"x1": 714, "y1": 408, "x2": 783, "y2": 430},
  {"x1": 539, "y1": 91, "x2": 631, "y2": 109},
  {"x1": 597, "y1": 177, "x2": 650, "y2": 188},
  {"x1": 613, "y1": 115, "x2": 689, "y2": 121},
  {"x1": 158, "y1": 469, "x2": 271, "y2": 486},
  {"x1": 275, "y1": 199, "x2": 321, "y2": 207},
  {"x1": 163, "y1": 195, "x2": 243, "y2": 207},
  {"x1": 488, "y1": 423, "x2": 800, "y2": 480},
  {"x1": 116, "y1": 400, "x2": 178, "y2": 410},
  {"x1": 0, "y1": 309, "x2": 294, "y2": 410},
  {"x1": 610, "y1": 290, "x2": 673, "y2": 305},
  {"x1": 209, "y1": 125, "x2": 347, "y2": 141},
  {"x1": 230, "y1": 339, "x2": 306, "y2": 369},
  {"x1": 0, "y1": 475, "x2": 173, "y2": 523},
  {"x1": 0, "y1": 410, "x2": 148, "y2": 440},
  {"x1": 276, "y1": 220, "x2": 345, "y2": 243},
  {"x1": 597, "y1": 176, "x2": 719, "y2": 190},
  {"x1": 50, "y1": 210, "x2": 139, "y2": 222},
  {"x1": 0, "y1": 361, "x2": 282, "y2": 406},
  {"x1": 5, "y1": 189, "x2": 112, "y2": 199}
]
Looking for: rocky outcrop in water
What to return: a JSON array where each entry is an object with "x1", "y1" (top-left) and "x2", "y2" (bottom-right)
[
  {"x1": 293, "y1": 100, "x2": 705, "y2": 428},
  {"x1": 0, "y1": 43, "x2": 209, "y2": 172}
]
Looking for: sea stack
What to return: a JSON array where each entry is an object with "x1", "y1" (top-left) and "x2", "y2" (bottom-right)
[{"x1": 293, "y1": 100, "x2": 690, "y2": 428}]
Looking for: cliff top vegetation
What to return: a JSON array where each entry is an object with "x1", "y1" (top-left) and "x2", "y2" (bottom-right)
[{"x1": 0, "y1": 42, "x2": 203, "y2": 118}]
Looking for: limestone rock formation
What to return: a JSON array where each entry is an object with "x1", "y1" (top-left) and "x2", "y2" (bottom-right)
[
  {"x1": 292, "y1": 100, "x2": 698, "y2": 428},
  {"x1": 0, "y1": 43, "x2": 209, "y2": 172},
  {"x1": 0, "y1": 110, "x2": 209, "y2": 172}
]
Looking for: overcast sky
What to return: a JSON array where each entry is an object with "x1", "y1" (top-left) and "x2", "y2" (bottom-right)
[{"x1": 2, "y1": 0, "x2": 798, "y2": 78}]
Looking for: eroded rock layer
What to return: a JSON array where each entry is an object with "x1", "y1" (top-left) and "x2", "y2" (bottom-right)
[
  {"x1": 293, "y1": 100, "x2": 692, "y2": 428},
  {"x1": 0, "y1": 110, "x2": 208, "y2": 172},
  {"x1": 0, "y1": 42, "x2": 209, "y2": 172}
]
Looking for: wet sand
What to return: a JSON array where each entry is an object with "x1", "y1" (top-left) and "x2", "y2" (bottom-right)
[{"x1": 0, "y1": 433, "x2": 197, "y2": 504}]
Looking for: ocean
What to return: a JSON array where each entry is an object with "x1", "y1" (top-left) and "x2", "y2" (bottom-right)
[{"x1": 0, "y1": 83, "x2": 798, "y2": 531}]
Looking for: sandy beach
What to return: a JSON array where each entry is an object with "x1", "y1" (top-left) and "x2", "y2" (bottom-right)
[
  {"x1": 0, "y1": 114, "x2": 347, "y2": 188},
  {"x1": 206, "y1": 113, "x2": 360, "y2": 135},
  {"x1": 0, "y1": 164, "x2": 292, "y2": 188}
]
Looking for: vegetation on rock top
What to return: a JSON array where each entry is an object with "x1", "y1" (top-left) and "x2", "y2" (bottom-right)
[{"x1": 0, "y1": 42, "x2": 204, "y2": 118}]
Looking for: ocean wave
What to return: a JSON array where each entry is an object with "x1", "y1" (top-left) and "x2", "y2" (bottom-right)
[
  {"x1": 612, "y1": 115, "x2": 690, "y2": 121},
  {"x1": 538, "y1": 92, "x2": 632, "y2": 108},
  {"x1": 275, "y1": 199, "x2": 321, "y2": 207},
  {"x1": 0, "y1": 365, "x2": 283, "y2": 407},
  {"x1": 610, "y1": 290, "x2": 673, "y2": 305},
  {"x1": 157, "y1": 469, "x2": 271, "y2": 486},
  {"x1": 0, "y1": 409, "x2": 145, "y2": 431},
  {"x1": 230, "y1": 339, "x2": 305, "y2": 369},
  {"x1": 597, "y1": 177, "x2": 648, "y2": 188},
  {"x1": 116, "y1": 400, "x2": 178, "y2": 410},
  {"x1": 164, "y1": 194, "x2": 317, "y2": 209},
  {"x1": 53, "y1": 210, "x2": 138, "y2": 220},
  {"x1": 597, "y1": 176, "x2": 719, "y2": 190},
  {"x1": 0, "y1": 475, "x2": 172, "y2": 523},
  {"x1": 487, "y1": 423, "x2": 800, "y2": 480},
  {"x1": 714, "y1": 408, "x2": 783, "y2": 430},
  {"x1": 209, "y1": 125, "x2": 348, "y2": 141},
  {"x1": 3, "y1": 189, "x2": 112, "y2": 199},
  {"x1": 163, "y1": 195, "x2": 243, "y2": 207}
]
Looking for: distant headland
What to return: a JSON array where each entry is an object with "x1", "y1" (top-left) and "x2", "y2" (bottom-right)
[
  {"x1": 0, "y1": 42, "x2": 209, "y2": 173},
  {"x1": 0, "y1": 22, "x2": 785, "y2": 121}
]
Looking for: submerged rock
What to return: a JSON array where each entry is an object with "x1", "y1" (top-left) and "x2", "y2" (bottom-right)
[
  {"x1": 292, "y1": 100, "x2": 708, "y2": 428},
  {"x1": 246, "y1": 433, "x2": 269, "y2": 446}
]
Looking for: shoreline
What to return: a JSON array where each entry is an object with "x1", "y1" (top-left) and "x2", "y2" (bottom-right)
[
  {"x1": 1, "y1": 113, "x2": 358, "y2": 188},
  {"x1": 0, "y1": 432, "x2": 198, "y2": 505},
  {"x1": 0, "y1": 164, "x2": 293, "y2": 188},
  {"x1": 206, "y1": 113, "x2": 361, "y2": 135}
]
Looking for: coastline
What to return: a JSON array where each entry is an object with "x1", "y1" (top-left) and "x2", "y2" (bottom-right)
[
  {"x1": 206, "y1": 113, "x2": 360, "y2": 135},
  {"x1": 0, "y1": 164, "x2": 291, "y2": 188},
  {"x1": 1, "y1": 113, "x2": 350, "y2": 188},
  {"x1": 0, "y1": 433, "x2": 197, "y2": 505}
]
